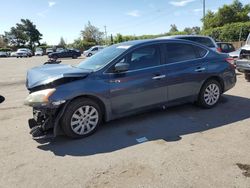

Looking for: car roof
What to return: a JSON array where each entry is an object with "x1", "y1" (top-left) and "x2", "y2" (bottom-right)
[
  {"x1": 115, "y1": 38, "x2": 211, "y2": 50},
  {"x1": 216, "y1": 42, "x2": 232, "y2": 44},
  {"x1": 158, "y1": 35, "x2": 213, "y2": 39}
]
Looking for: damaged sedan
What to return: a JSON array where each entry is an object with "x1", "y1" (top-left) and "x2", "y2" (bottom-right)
[{"x1": 24, "y1": 39, "x2": 236, "y2": 139}]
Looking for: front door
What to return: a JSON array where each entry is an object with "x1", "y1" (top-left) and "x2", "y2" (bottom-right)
[{"x1": 108, "y1": 44, "x2": 167, "y2": 115}]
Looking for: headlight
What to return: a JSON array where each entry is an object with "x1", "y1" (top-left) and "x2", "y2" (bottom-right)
[{"x1": 24, "y1": 88, "x2": 56, "y2": 106}]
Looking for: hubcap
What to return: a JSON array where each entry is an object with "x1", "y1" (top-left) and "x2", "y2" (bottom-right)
[
  {"x1": 204, "y1": 83, "x2": 220, "y2": 106},
  {"x1": 70, "y1": 105, "x2": 99, "y2": 135}
]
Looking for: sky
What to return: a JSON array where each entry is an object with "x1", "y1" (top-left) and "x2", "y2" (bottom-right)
[{"x1": 0, "y1": 0, "x2": 249, "y2": 45}]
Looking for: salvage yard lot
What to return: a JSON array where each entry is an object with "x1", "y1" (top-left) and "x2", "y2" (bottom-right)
[{"x1": 0, "y1": 56, "x2": 250, "y2": 188}]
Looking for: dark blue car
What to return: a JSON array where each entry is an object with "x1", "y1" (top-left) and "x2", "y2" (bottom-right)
[
  {"x1": 48, "y1": 49, "x2": 81, "y2": 59},
  {"x1": 24, "y1": 39, "x2": 236, "y2": 139}
]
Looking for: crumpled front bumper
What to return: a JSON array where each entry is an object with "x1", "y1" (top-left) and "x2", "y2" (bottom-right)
[
  {"x1": 28, "y1": 107, "x2": 58, "y2": 139},
  {"x1": 28, "y1": 102, "x2": 69, "y2": 140}
]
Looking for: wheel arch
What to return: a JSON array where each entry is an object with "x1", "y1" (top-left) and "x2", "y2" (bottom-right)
[
  {"x1": 54, "y1": 94, "x2": 108, "y2": 137},
  {"x1": 69, "y1": 94, "x2": 107, "y2": 122},
  {"x1": 202, "y1": 76, "x2": 225, "y2": 93}
]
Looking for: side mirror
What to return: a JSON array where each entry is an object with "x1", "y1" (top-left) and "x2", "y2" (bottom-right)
[{"x1": 115, "y1": 62, "x2": 129, "y2": 72}]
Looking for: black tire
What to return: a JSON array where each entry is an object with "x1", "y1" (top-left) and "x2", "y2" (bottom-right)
[
  {"x1": 198, "y1": 79, "x2": 222, "y2": 109},
  {"x1": 87, "y1": 53, "x2": 92, "y2": 57},
  {"x1": 72, "y1": 54, "x2": 77, "y2": 59},
  {"x1": 61, "y1": 98, "x2": 103, "y2": 138}
]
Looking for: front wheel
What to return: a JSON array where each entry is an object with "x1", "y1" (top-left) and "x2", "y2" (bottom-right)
[
  {"x1": 61, "y1": 98, "x2": 102, "y2": 138},
  {"x1": 198, "y1": 80, "x2": 222, "y2": 108}
]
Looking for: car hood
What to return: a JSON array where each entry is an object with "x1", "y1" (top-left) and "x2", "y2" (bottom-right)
[{"x1": 26, "y1": 64, "x2": 92, "y2": 90}]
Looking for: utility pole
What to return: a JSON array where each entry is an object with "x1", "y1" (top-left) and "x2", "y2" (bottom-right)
[
  {"x1": 203, "y1": 0, "x2": 206, "y2": 21},
  {"x1": 104, "y1": 25, "x2": 107, "y2": 45}
]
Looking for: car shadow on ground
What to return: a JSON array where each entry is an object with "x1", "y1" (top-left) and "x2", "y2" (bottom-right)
[{"x1": 37, "y1": 94, "x2": 250, "y2": 156}]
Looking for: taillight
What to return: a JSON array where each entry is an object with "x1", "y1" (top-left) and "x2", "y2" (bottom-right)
[
  {"x1": 217, "y1": 47, "x2": 222, "y2": 53},
  {"x1": 225, "y1": 57, "x2": 236, "y2": 69}
]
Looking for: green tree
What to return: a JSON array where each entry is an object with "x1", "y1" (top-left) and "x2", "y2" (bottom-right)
[
  {"x1": 4, "y1": 19, "x2": 42, "y2": 49},
  {"x1": 0, "y1": 35, "x2": 7, "y2": 48},
  {"x1": 192, "y1": 27, "x2": 201, "y2": 34},
  {"x1": 115, "y1": 33, "x2": 124, "y2": 43},
  {"x1": 203, "y1": 0, "x2": 250, "y2": 29},
  {"x1": 58, "y1": 37, "x2": 66, "y2": 47},
  {"x1": 169, "y1": 24, "x2": 178, "y2": 33},
  {"x1": 81, "y1": 21, "x2": 104, "y2": 44},
  {"x1": 110, "y1": 34, "x2": 114, "y2": 45},
  {"x1": 17, "y1": 19, "x2": 42, "y2": 48},
  {"x1": 70, "y1": 38, "x2": 95, "y2": 51},
  {"x1": 4, "y1": 27, "x2": 28, "y2": 47}
]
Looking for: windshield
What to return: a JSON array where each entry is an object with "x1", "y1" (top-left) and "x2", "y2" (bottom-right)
[{"x1": 77, "y1": 44, "x2": 129, "y2": 70}]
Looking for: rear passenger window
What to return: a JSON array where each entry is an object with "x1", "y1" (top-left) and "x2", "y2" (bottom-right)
[{"x1": 165, "y1": 43, "x2": 197, "y2": 63}]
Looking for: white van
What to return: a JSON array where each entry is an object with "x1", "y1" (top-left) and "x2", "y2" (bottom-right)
[{"x1": 83, "y1": 46, "x2": 105, "y2": 57}]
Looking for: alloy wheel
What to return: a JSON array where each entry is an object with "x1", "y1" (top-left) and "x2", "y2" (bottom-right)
[
  {"x1": 70, "y1": 105, "x2": 99, "y2": 135},
  {"x1": 203, "y1": 83, "x2": 220, "y2": 106}
]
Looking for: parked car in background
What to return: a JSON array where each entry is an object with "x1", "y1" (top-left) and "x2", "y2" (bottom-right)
[
  {"x1": 10, "y1": 51, "x2": 17, "y2": 57},
  {"x1": 216, "y1": 42, "x2": 235, "y2": 53},
  {"x1": 48, "y1": 49, "x2": 81, "y2": 59},
  {"x1": 228, "y1": 47, "x2": 241, "y2": 65},
  {"x1": 229, "y1": 48, "x2": 241, "y2": 58},
  {"x1": 16, "y1": 48, "x2": 32, "y2": 58},
  {"x1": 6, "y1": 51, "x2": 11, "y2": 57},
  {"x1": 35, "y1": 48, "x2": 44, "y2": 56},
  {"x1": 0, "y1": 51, "x2": 8, "y2": 57},
  {"x1": 159, "y1": 35, "x2": 221, "y2": 52},
  {"x1": 46, "y1": 48, "x2": 54, "y2": 55},
  {"x1": 236, "y1": 34, "x2": 250, "y2": 81},
  {"x1": 83, "y1": 45, "x2": 105, "y2": 57},
  {"x1": 24, "y1": 39, "x2": 236, "y2": 139},
  {"x1": 56, "y1": 48, "x2": 64, "y2": 52}
]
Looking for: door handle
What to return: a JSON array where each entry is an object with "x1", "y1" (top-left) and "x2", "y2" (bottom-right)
[
  {"x1": 152, "y1": 75, "x2": 166, "y2": 80},
  {"x1": 195, "y1": 67, "x2": 206, "y2": 72}
]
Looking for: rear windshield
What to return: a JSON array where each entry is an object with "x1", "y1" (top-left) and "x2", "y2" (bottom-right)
[{"x1": 179, "y1": 37, "x2": 215, "y2": 48}]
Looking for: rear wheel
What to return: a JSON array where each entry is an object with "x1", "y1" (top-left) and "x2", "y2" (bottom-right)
[
  {"x1": 198, "y1": 80, "x2": 222, "y2": 108},
  {"x1": 72, "y1": 54, "x2": 77, "y2": 59},
  {"x1": 61, "y1": 98, "x2": 102, "y2": 138},
  {"x1": 87, "y1": 53, "x2": 92, "y2": 57}
]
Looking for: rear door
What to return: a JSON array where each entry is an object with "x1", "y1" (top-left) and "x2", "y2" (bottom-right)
[
  {"x1": 164, "y1": 42, "x2": 209, "y2": 102},
  {"x1": 108, "y1": 44, "x2": 167, "y2": 115}
]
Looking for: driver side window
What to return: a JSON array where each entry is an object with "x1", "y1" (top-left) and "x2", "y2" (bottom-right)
[{"x1": 126, "y1": 45, "x2": 161, "y2": 71}]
